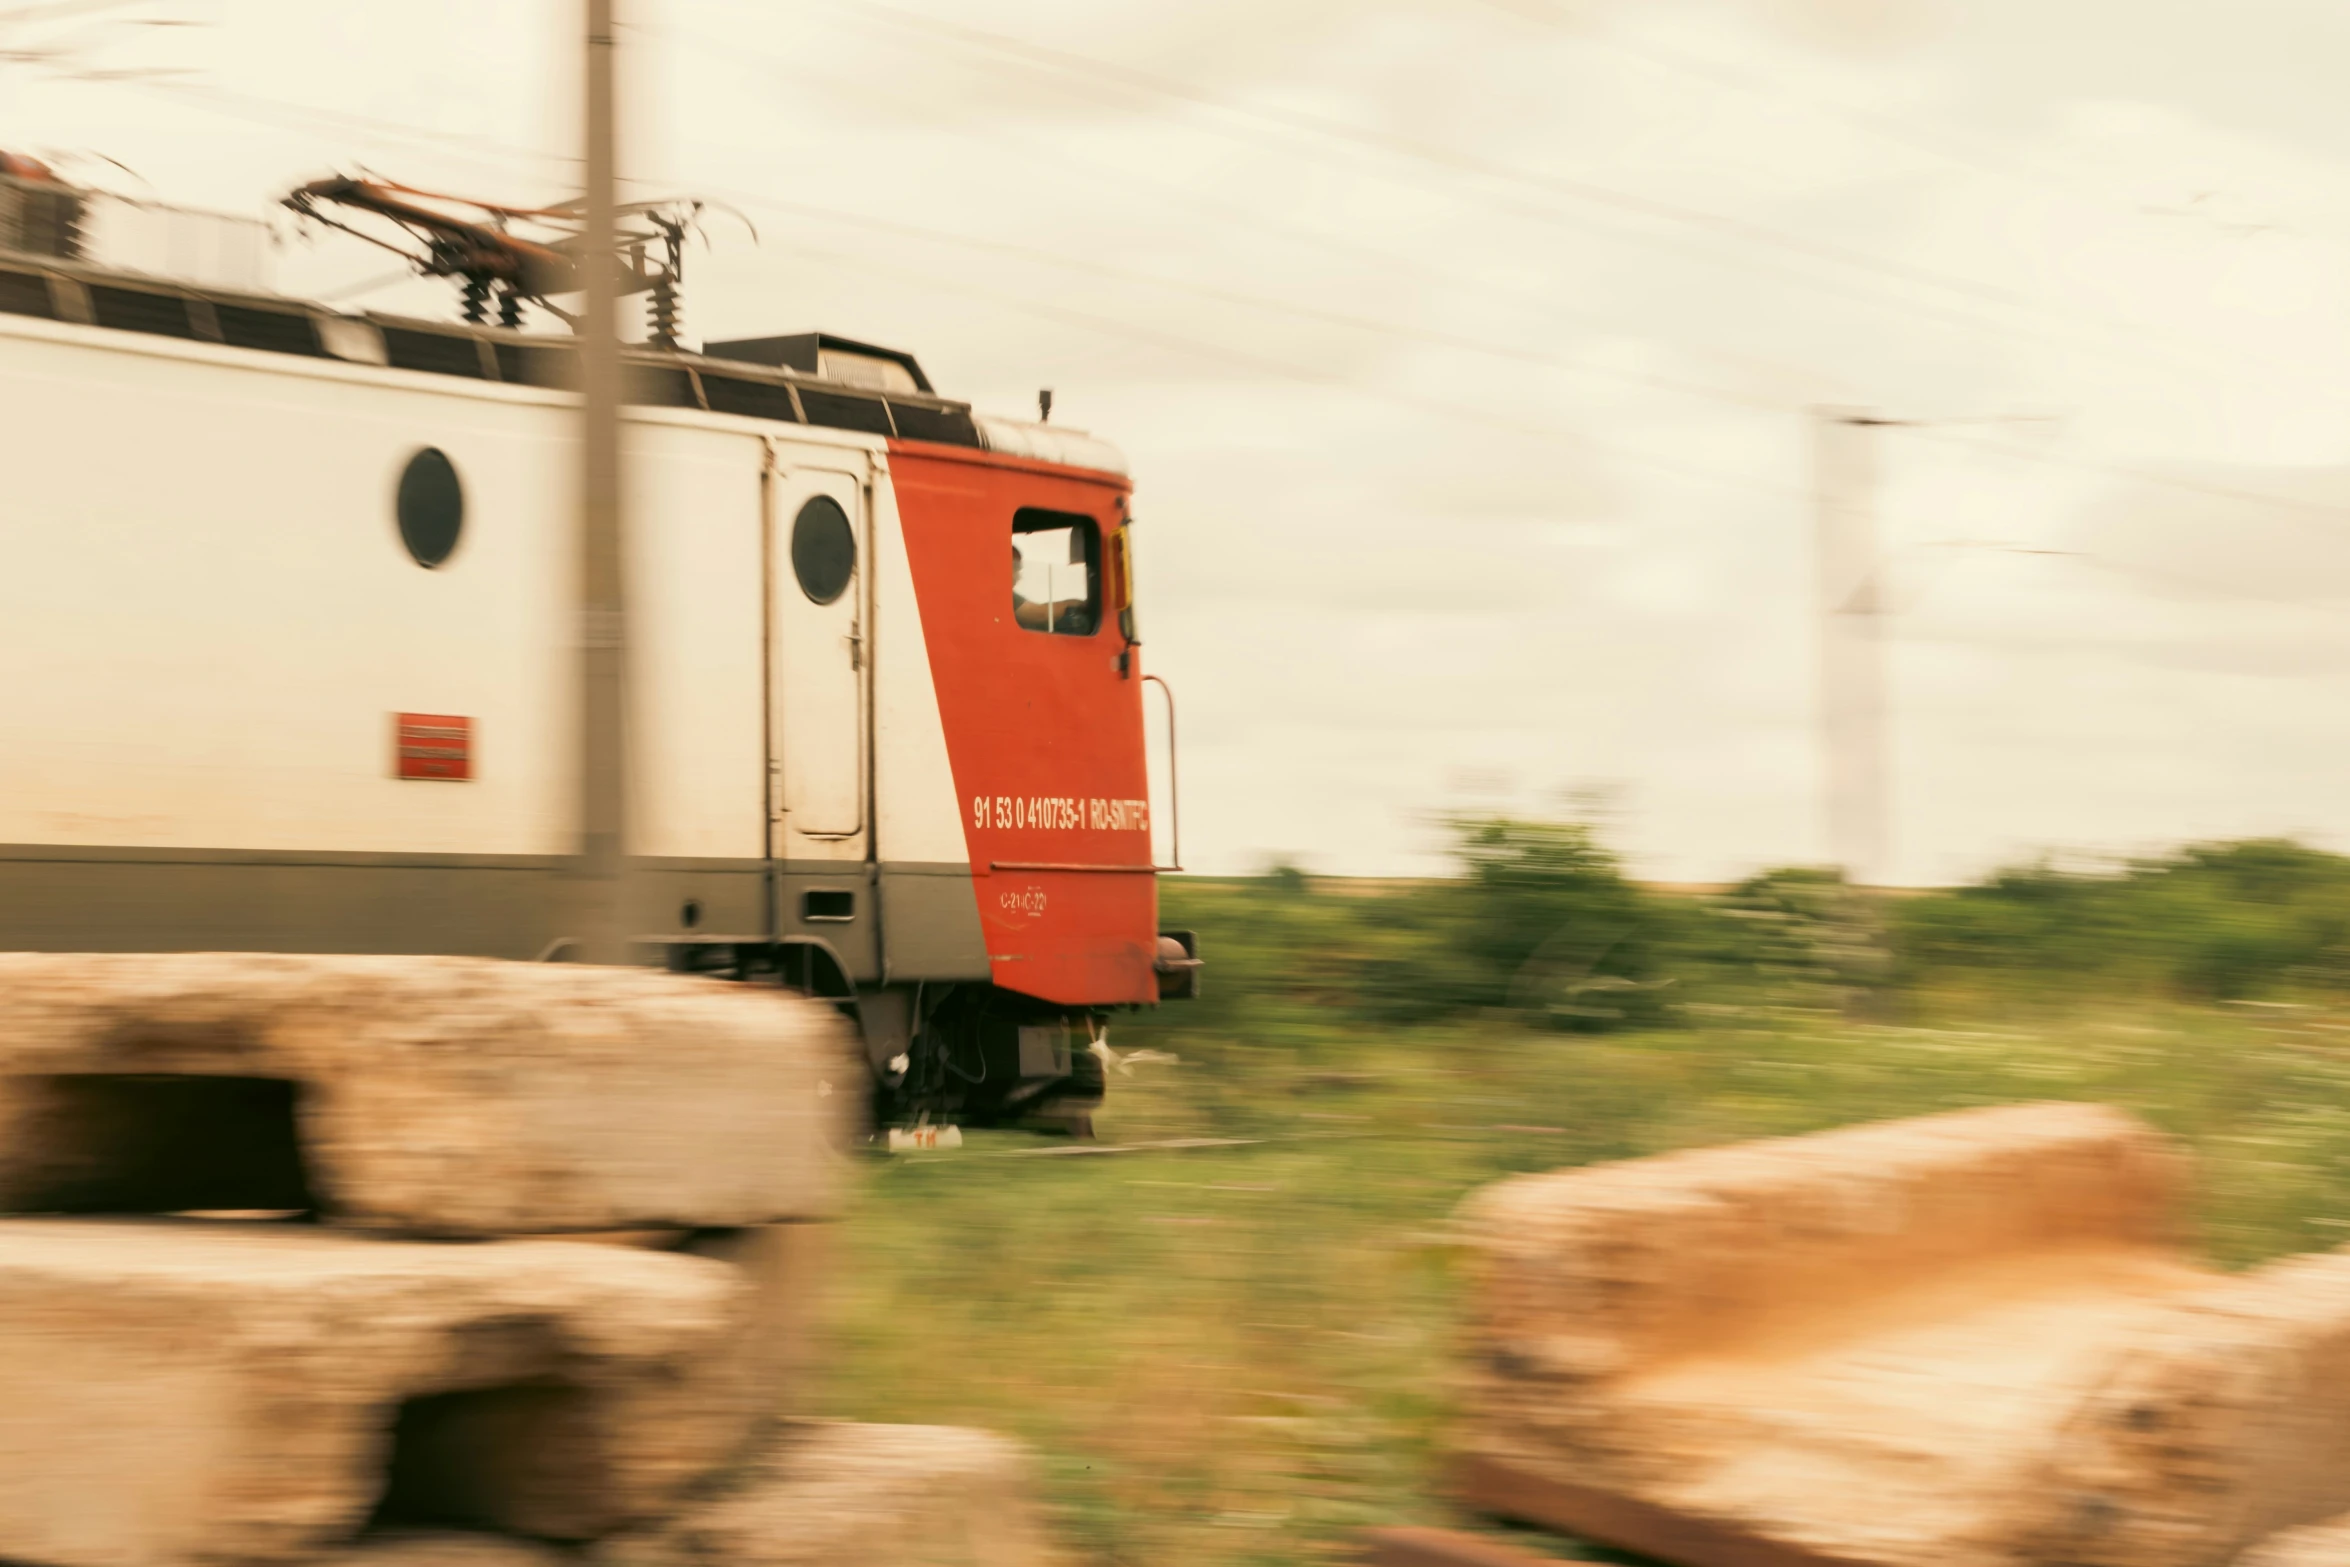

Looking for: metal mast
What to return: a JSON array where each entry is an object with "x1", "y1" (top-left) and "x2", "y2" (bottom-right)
[
  {"x1": 576, "y1": 0, "x2": 631, "y2": 963},
  {"x1": 1813, "y1": 406, "x2": 1890, "y2": 886}
]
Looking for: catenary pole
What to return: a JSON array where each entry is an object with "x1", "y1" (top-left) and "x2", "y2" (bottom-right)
[
  {"x1": 1813, "y1": 406, "x2": 1889, "y2": 886},
  {"x1": 576, "y1": 0, "x2": 631, "y2": 963}
]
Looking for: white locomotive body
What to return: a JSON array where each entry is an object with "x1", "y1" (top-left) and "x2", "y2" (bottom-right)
[{"x1": 0, "y1": 245, "x2": 1182, "y2": 1127}]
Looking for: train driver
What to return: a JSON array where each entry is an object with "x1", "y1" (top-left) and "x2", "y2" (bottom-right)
[{"x1": 1013, "y1": 537, "x2": 1094, "y2": 635}]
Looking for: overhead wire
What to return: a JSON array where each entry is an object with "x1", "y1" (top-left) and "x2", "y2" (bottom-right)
[
  {"x1": 55, "y1": 15, "x2": 2254, "y2": 428},
  {"x1": 42, "y1": 19, "x2": 2350, "y2": 541},
  {"x1": 668, "y1": 4, "x2": 2350, "y2": 530},
  {"x1": 113, "y1": 76, "x2": 575, "y2": 182},
  {"x1": 763, "y1": 231, "x2": 1813, "y2": 503},
  {"x1": 1899, "y1": 422, "x2": 2350, "y2": 528},
  {"x1": 1895, "y1": 537, "x2": 2350, "y2": 616},
  {"x1": 659, "y1": 8, "x2": 2350, "y2": 512},
  {"x1": 55, "y1": 61, "x2": 1813, "y2": 501},
  {"x1": 88, "y1": 45, "x2": 2350, "y2": 533},
  {"x1": 0, "y1": 0, "x2": 145, "y2": 29},
  {"x1": 974, "y1": 115, "x2": 1835, "y2": 395},
  {"x1": 1476, "y1": 0, "x2": 2274, "y2": 243},
  {"x1": 1873, "y1": 429, "x2": 2350, "y2": 637},
  {"x1": 650, "y1": 20, "x2": 1815, "y2": 413},
  {"x1": 98, "y1": 31, "x2": 1850, "y2": 430},
  {"x1": 33, "y1": 5, "x2": 2350, "y2": 807},
  {"x1": 0, "y1": 0, "x2": 200, "y2": 81},
  {"x1": 24, "y1": 5, "x2": 2350, "y2": 746},
  {"x1": 781, "y1": 0, "x2": 2242, "y2": 381},
  {"x1": 677, "y1": 181, "x2": 1797, "y2": 416},
  {"x1": 2063, "y1": 550, "x2": 2350, "y2": 611}
]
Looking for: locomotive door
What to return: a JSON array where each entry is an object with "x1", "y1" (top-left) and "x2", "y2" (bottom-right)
[{"x1": 767, "y1": 455, "x2": 870, "y2": 845}]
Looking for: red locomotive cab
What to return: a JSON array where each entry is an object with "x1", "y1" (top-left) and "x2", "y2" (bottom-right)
[
  {"x1": 875, "y1": 410, "x2": 1186, "y2": 1134},
  {"x1": 892, "y1": 428, "x2": 1159, "y2": 1012}
]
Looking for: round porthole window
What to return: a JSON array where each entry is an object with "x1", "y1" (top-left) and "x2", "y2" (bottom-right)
[
  {"x1": 395, "y1": 447, "x2": 464, "y2": 569},
  {"x1": 791, "y1": 495, "x2": 856, "y2": 605}
]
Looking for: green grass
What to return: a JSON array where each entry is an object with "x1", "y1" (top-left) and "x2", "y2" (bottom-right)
[
  {"x1": 811, "y1": 969, "x2": 2350, "y2": 1563},
  {"x1": 809, "y1": 842, "x2": 2350, "y2": 1563}
]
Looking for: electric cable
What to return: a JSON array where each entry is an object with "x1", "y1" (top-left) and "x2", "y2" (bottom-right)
[
  {"x1": 779, "y1": 0, "x2": 2238, "y2": 378},
  {"x1": 1478, "y1": 0, "x2": 2290, "y2": 244},
  {"x1": 765, "y1": 229, "x2": 1813, "y2": 502},
  {"x1": 44, "y1": 58, "x2": 1823, "y2": 499},
  {"x1": 51, "y1": 30, "x2": 2350, "y2": 533}
]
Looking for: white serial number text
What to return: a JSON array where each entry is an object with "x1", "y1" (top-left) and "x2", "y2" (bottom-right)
[{"x1": 973, "y1": 794, "x2": 1149, "y2": 832}]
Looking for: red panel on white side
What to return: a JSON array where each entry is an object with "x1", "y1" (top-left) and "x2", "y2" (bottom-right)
[
  {"x1": 393, "y1": 713, "x2": 472, "y2": 781},
  {"x1": 889, "y1": 443, "x2": 1156, "y2": 1008}
]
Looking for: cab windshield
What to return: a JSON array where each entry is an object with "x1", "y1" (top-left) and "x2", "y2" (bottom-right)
[{"x1": 1012, "y1": 510, "x2": 1100, "y2": 636}]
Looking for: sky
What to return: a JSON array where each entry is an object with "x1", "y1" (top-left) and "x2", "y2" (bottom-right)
[{"x1": 13, "y1": 0, "x2": 2350, "y2": 882}]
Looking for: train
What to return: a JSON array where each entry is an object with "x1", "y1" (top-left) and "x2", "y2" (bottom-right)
[{"x1": 0, "y1": 161, "x2": 1197, "y2": 1133}]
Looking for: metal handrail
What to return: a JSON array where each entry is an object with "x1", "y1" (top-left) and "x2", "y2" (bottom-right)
[{"x1": 1143, "y1": 673, "x2": 1182, "y2": 872}]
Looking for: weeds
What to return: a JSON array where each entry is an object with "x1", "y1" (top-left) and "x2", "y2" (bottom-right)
[{"x1": 818, "y1": 823, "x2": 2350, "y2": 1564}]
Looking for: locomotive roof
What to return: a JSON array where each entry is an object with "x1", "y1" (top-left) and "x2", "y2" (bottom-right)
[{"x1": 0, "y1": 253, "x2": 1128, "y2": 476}]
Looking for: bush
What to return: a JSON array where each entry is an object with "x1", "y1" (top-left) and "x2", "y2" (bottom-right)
[
  {"x1": 1692, "y1": 866, "x2": 1889, "y2": 1005},
  {"x1": 1142, "y1": 827, "x2": 2350, "y2": 1057},
  {"x1": 1890, "y1": 839, "x2": 2350, "y2": 1000},
  {"x1": 1154, "y1": 816, "x2": 1673, "y2": 1036},
  {"x1": 1438, "y1": 816, "x2": 1670, "y2": 1026}
]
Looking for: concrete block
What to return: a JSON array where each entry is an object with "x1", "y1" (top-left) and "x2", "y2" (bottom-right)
[
  {"x1": 2017, "y1": 1248, "x2": 2350, "y2": 1566},
  {"x1": 2238, "y1": 1515, "x2": 2350, "y2": 1567},
  {"x1": 1354, "y1": 1525, "x2": 1585, "y2": 1567},
  {"x1": 676, "y1": 1224, "x2": 829, "y2": 1426},
  {"x1": 0, "y1": 952, "x2": 861, "y2": 1235},
  {"x1": 0, "y1": 1218, "x2": 760, "y2": 1567},
  {"x1": 599, "y1": 1422, "x2": 1056, "y2": 1567},
  {"x1": 563, "y1": 1224, "x2": 829, "y2": 1449},
  {"x1": 309, "y1": 1537, "x2": 567, "y2": 1567},
  {"x1": 1457, "y1": 1102, "x2": 2215, "y2": 1567}
]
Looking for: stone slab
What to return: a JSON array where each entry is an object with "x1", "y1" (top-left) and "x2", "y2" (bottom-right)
[
  {"x1": 675, "y1": 1225, "x2": 827, "y2": 1427},
  {"x1": 1356, "y1": 1523, "x2": 1618, "y2": 1567},
  {"x1": 561, "y1": 1224, "x2": 827, "y2": 1451},
  {"x1": 2015, "y1": 1248, "x2": 2350, "y2": 1565},
  {"x1": 2238, "y1": 1516, "x2": 2350, "y2": 1567},
  {"x1": 310, "y1": 1537, "x2": 567, "y2": 1567},
  {"x1": 1452, "y1": 1455, "x2": 1879, "y2": 1567},
  {"x1": 598, "y1": 1422, "x2": 1056, "y2": 1567},
  {"x1": 0, "y1": 952, "x2": 861, "y2": 1234},
  {"x1": 1456, "y1": 1102, "x2": 2214, "y2": 1567},
  {"x1": 0, "y1": 1218, "x2": 759, "y2": 1567}
]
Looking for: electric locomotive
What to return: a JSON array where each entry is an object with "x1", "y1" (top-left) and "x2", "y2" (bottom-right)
[{"x1": 0, "y1": 162, "x2": 1197, "y2": 1130}]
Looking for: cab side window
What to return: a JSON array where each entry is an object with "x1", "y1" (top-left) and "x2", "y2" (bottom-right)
[{"x1": 1012, "y1": 509, "x2": 1100, "y2": 636}]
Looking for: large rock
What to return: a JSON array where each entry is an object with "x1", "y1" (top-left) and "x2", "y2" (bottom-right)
[
  {"x1": 599, "y1": 1422, "x2": 1056, "y2": 1567},
  {"x1": 2015, "y1": 1248, "x2": 2350, "y2": 1566},
  {"x1": 0, "y1": 952, "x2": 860, "y2": 1235},
  {"x1": 2238, "y1": 1516, "x2": 2350, "y2": 1567},
  {"x1": 310, "y1": 1539, "x2": 566, "y2": 1567},
  {"x1": 0, "y1": 1218, "x2": 761, "y2": 1567},
  {"x1": 676, "y1": 1225, "x2": 829, "y2": 1424},
  {"x1": 565, "y1": 1225, "x2": 828, "y2": 1428},
  {"x1": 1455, "y1": 1102, "x2": 2215, "y2": 1567}
]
